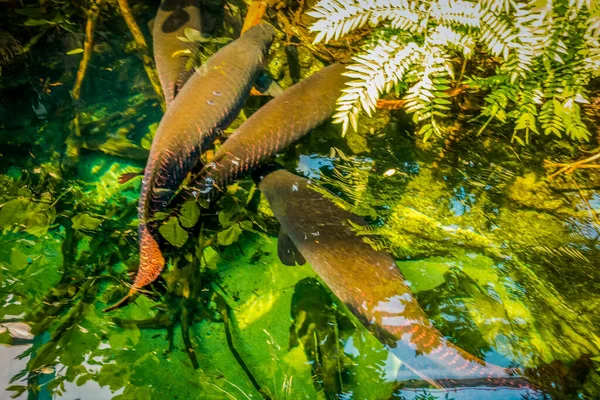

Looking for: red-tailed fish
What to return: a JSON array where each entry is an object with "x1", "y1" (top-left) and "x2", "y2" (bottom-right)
[
  {"x1": 258, "y1": 169, "x2": 531, "y2": 390},
  {"x1": 105, "y1": 23, "x2": 275, "y2": 311},
  {"x1": 153, "y1": 0, "x2": 202, "y2": 106},
  {"x1": 184, "y1": 63, "x2": 349, "y2": 202}
]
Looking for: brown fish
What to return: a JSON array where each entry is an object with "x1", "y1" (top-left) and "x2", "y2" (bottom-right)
[
  {"x1": 185, "y1": 63, "x2": 349, "y2": 203},
  {"x1": 258, "y1": 169, "x2": 530, "y2": 389},
  {"x1": 153, "y1": 0, "x2": 202, "y2": 106},
  {"x1": 105, "y1": 23, "x2": 275, "y2": 311}
]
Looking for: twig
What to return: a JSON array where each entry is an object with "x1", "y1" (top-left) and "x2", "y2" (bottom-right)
[
  {"x1": 377, "y1": 84, "x2": 469, "y2": 110},
  {"x1": 213, "y1": 290, "x2": 272, "y2": 400},
  {"x1": 116, "y1": 0, "x2": 166, "y2": 111},
  {"x1": 67, "y1": 0, "x2": 103, "y2": 160},
  {"x1": 241, "y1": 0, "x2": 268, "y2": 34},
  {"x1": 17, "y1": 27, "x2": 49, "y2": 55},
  {"x1": 455, "y1": 57, "x2": 467, "y2": 89},
  {"x1": 545, "y1": 151, "x2": 600, "y2": 180},
  {"x1": 72, "y1": 0, "x2": 103, "y2": 101}
]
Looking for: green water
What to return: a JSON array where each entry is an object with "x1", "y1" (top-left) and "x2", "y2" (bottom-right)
[{"x1": 1, "y1": 3, "x2": 600, "y2": 400}]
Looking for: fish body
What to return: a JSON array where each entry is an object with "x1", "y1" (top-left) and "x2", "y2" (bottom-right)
[
  {"x1": 187, "y1": 63, "x2": 349, "y2": 202},
  {"x1": 133, "y1": 23, "x2": 275, "y2": 295},
  {"x1": 258, "y1": 169, "x2": 529, "y2": 389},
  {"x1": 153, "y1": 0, "x2": 202, "y2": 106}
]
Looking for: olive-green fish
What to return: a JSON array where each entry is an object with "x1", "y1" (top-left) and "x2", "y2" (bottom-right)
[
  {"x1": 105, "y1": 23, "x2": 275, "y2": 311},
  {"x1": 184, "y1": 63, "x2": 349, "y2": 202},
  {"x1": 153, "y1": 0, "x2": 202, "y2": 106},
  {"x1": 258, "y1": 169, "x2": 531, "y2": 390}
]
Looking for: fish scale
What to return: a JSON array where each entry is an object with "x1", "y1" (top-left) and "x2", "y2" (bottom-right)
[
  {"x1": 186, "y1": 63, "x2": 349, "y2": 202},
  {"x1": 259, "y1": 169, "x2": 534, "y2": 391},
  {"x1": 106, "y1": 24, "x2": 275, "y2": 309}
]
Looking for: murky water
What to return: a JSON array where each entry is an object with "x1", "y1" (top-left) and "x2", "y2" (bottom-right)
[{"x1": 1, "y1": 2, "x2": 600, "y2": 399}]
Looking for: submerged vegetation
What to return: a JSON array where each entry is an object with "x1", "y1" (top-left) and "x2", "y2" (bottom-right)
[{"x1": 0, "y1": 0, "x2": 599, "y2": 399}]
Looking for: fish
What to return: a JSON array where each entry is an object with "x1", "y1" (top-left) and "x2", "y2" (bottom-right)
[
  {"x1": 105, "y1": 23, "x2": 275, "y2": 311},
  {"x1": 153, "y1": 0, "x2": 202, "y2": 106},
  {"x1": 184, "y1": 63, "x2": 349, "y2": 203},
  {"x1": 257, "y1": 169, "x2": 532, "y2": 390}
]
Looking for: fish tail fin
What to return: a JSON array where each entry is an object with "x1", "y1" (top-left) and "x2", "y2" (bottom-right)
[{"x1": 104, "y1": 225, "x2": 165, "y2": 312}]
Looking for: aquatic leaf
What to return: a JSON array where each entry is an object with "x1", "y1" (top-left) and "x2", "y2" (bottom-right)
[
  {"x1": 4, "y1": 322, "x2": 34, "y2": 340},
  {"x1": 152, "y1": 211, "x2": 169, "y2": 222},
  {"x1": 239, "y1": 220, "x2": 253, "y2": 231},
  {"x1": 398, "y1": 258, "x2": 451, "y2": 293},
  {"x1": 171, "y1": 49, "x2": 192, "y2": 57},
  {"x1": 184, "y1": 27, "x2": 203, "y2": 42},
  {"x1": 9, "y1": 248, "x2": 29, "y2": 271},
  {"x1": 5, "y1": 385, "x2": 26, "y2": 398},
  {"x1": 0, "y1": 330, "x2": 12, "y2": 345},
  {"x1": 179, "y1": 201, "x2": 200, "y2": 228},
  {"x1": 23, "y1": 18, "x2": 48, "y2": 26},
  {"x1": 25, "y1": 203, "x2": 55, "y2": 236},
  {"x1": 71, "y1": 213, "x2": 102, "y2": 231},
  {"x1": 0, "y1": 199, "x2": 29, "y2": 227},
  {"x1": 109, "y1": 327, "x2": 141, "y2": 349},
  {"x1": 217, "y1": 207, "x2": 236, "y2": 228},
  {"x1": 66, "y1": 48, "x2": 84, "y2": 55},
  {"x1": 158, "y1": 217, "x2": 188, "y2": 247},
  {"x1": 217, "y1": 223, "x2": 243, "y2": 246}
]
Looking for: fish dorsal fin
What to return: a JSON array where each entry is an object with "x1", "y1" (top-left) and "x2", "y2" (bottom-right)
[{"x1": 278, "y1": 229, "x2": 306, "y2": 266}]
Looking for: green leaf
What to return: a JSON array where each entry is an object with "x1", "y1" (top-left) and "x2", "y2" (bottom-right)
[
  {"x1": 0, "y1": 330, "x2": 13, "y2": 345},
  {"x1": 240, "y1": 220, "x2": 253, "y2": 231},
  {"x1": 218, "y1": 208, "x2": 236, "y2": 228},
  {"x1": 158, "y1": 217, "x2": 188, "y2": 247},
  {"x1": 179, "y1": 201, "x2": 200, "y2": 228},
  {"x1": 9, "y1": 248, "x2": 29, "y2": 271},
  {"x1": 152, "y1": 211, "x2": 169, "y2": 222},
  {"x1": 398, "y1": 258, "x2": 451, "y2": 293},
  {"x1": 71, "y1": 213, "x2": 102, "y2": 231},
  {"x1": 66, "y1": 48, "x2": 84, "y2": 55},
  {"x1": 25, "y1": 203, "x2": 55, "y2": 236},
  {"x1": 23, "y1": 18, "x2": 48, "y2": 26},
  {"x1": 6, "y1": 385, "x2": 26, "y2": 398},
  {"x1": 184, "y1": 28, "x2": 203, "y2": 42},
  {"x1": 217, "y1": 223, "x2": 243, "y2": 246},
  {"x1": 0, "y1": 199, "x2": 29, "y2": 228}
]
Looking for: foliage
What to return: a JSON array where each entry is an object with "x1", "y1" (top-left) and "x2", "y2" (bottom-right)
[{"x1": 309, "y1": 0, "x2": 600, "y2": 143}]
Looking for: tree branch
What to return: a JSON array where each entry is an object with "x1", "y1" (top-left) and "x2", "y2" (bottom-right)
[{"x1": 116, "y1": 0, "x2": 166, "y2": 111}]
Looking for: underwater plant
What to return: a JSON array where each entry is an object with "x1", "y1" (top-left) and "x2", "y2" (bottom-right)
[{"x1": 308, "y1": 0, "x2": 600, "y2": 144}]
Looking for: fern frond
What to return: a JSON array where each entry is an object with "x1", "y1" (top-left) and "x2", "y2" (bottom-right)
[
  {"x1": 334, "y1": 40, "x2": 421, "y2": 133},
  {"x1": 431, "y1": 0, "x2": 482, "y2": 28},
  {"x1": 479, "y1": 9, "x2": 516, "y2": 60},
  {"x1": 512, "y1": 85, "x2": 543, "y2": 144},
  {"x1": 561, "y1": 99, "x2": 592, "y2": 141},
  {"x1": 308, "y1": 0, "x2": 420, "y2": 44},
  {"x1": 480, "y1": 0, "x2": 514, "y2": 14},
  {"x1": 403, "y1": 47, "x2": 453, "y2": 140},
  {"x1": 431, "y1": 24, "x2": 476, "y2": 57},
  {"x1": 539, "y1": 99, "x2": 565, "y2": 137}
]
